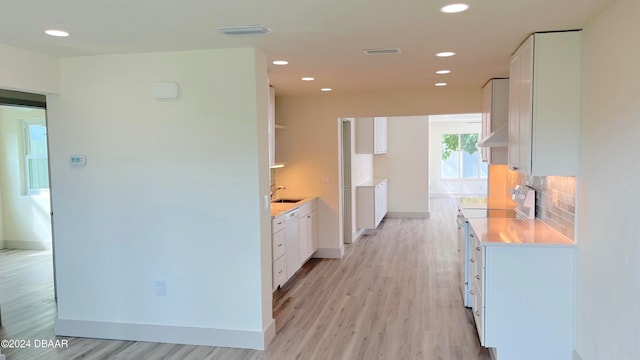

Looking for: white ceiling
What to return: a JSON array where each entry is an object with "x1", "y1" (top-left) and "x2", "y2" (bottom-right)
[{"x1": 0, "y1": 0, "x2": 612, "y2": 96}]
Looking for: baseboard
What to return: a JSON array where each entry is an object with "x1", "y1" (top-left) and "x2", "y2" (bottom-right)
[
  {"x1": 55, "y1": 318, "x2": 275, "y2": 350},
  {"x1": 348, "y1": 229, "x2": 366, "y2": 244},
  {"x1": 489, "y1": 347, "x2": 498, "y2": 360},
  {"x1": 312, "y1": 247, "x2": 344, "y2": 259},
  {"x1": 4, "y1": 240, "x2": 51, "y2": 250},
  {"x1": 386, "y1": 211, "x2": 430, "y2": 219},
  {"x1": 0, "y1": 239, "x2": 4, "y2": 249},
  {"x1": 573, "y1": 350, "x2": 583, "y2": 360}
]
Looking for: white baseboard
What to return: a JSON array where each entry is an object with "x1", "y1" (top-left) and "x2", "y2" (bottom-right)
[
  {"x1": 348, "y1": 229, "x2": 366, "y2": 244},
  {"x1": 312, "y1": 247, "x2": 344, "y2": 259},
  {"x1": 55, "y1": 318, "x2": 276, "y2": 350},
  {"x1": 386, "y1": 211, "x2": 430, "y2": 219},
  {"x1": 0, "y1": 239, "x2": 4, "y2": 249},
  {"x1": 4, "y1": 240, "x2": 51, "y2": 250},
  {"x1": 573, "y1": 350, "x2": 583, "y2": 360}
]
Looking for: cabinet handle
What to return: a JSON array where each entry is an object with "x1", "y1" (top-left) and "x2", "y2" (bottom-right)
[
  {"x1": 470, "y1": 234, "x2": 474, "y2": 238},
  {"x1": 475, "y1": 311, "x2": 480, "y2": 317},
  {"x1": 278, "y1": 270, "x2": 283, "y2": 274},
  {"x1": 307, "y1": 215, "x2": 311, "y2": 219},
  {"x1": 470, "y1": 290, "x2": 475, "y2": 295},
  {"x1": 475, "y1": 275, "x2": 480, "y2": 280},
  {"x1": 278, "y1": 243, "x2": 283, "y2": 247},
  {"x1": 277, "y1": 221, "x2": 282, "y2": 225},
  {"x1": 512, "y1": 166, "x2": 519, "y2": 171},
  {"x1": 470, "y1": 259, "x2": 475, "y2": 263},
  {"x1": 475, "y1": 247, "x2": 481, "y2": 251}
]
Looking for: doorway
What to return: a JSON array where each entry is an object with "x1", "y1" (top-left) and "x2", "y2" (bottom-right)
[
  {"x1": 0, "y1": 89, "x2": 54, "y2": 326},
  {"x1": 340, "y1": 118, "x2": 353, "y2": 244}
]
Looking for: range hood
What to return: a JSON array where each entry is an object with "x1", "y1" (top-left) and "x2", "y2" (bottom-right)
[{"x1": 476, "y1": 124, "x2": 508, "y2": 147}]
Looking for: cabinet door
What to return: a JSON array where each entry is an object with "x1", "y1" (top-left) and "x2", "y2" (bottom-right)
[
  {"x1": 268, "y1": 86, "x2": 276, "y2": 167},
  {"x1": 374, "y1": 117, "x2": 387, "y2": 154},
  {"x1": 517, "y1": 36, "x2": 534, "y2": 175},
  {"x1": 481, "y1": 82, "x2": 492, "y2": 163},
  {"x1": 508, "y1": 51, "x2": 521, "y2": 170},
  {"x1": 299, "y1": 215, "x2": 309, "y2": 261},
  {"x1": 307, "y1": 212, "x2": 316, "y2": 256}
]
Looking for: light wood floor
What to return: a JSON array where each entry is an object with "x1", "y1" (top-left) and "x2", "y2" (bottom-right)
[{"x1": 0, "y1": 198, "x2": 489, "y2": 360}]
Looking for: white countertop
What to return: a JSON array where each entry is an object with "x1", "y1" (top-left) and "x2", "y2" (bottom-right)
[
  {"x1": 467, "y1": 217, "x2": 575, "y2": 247},
  {"x1": 270, "y1": 197, "x2": 316, "y2": 217}
]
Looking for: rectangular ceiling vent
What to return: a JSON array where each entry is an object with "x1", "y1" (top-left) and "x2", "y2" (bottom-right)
[
  {"x1": 364, "y1": 48, "x2": 401, "y2": 55},
  {"x1": 216, "y1": 25, "x2": 273, "y2": 36}
]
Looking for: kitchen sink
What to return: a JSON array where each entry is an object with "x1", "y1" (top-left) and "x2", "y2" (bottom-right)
[{"x1": 271, "y1": 198, "x2": 303, "y2": 203}]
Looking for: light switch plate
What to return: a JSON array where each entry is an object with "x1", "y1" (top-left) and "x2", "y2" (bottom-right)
[{"x1": 69, "y1": 154, "x2": 86, "y2": 166}]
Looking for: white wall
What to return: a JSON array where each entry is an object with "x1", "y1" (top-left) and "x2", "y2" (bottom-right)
[
  {"x1": 276, "y1": 88, "x2": 480, "y2": 254},
  {"x1": 0, "y1": 44, "x2": 60, "y2": 94},
  {"x1": 428, "y1": 117, "x2": 487, "y2": 197},
  {"x1": 374, "y1": 116, "x2": 429, "y2": 217},
  {"x1": 47, "y1": 48, "x2": 274, "y2": 349},
  {"x1": 575, "y1": 0, "x2": 640, "y2": 358},
  {"x1": 0, "y1": 106, "x2": 51, "y2": 249}
]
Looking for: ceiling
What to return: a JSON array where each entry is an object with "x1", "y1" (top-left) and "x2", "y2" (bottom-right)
[{"x1": 0, "y1": 0, "x2": 612, "y2": 96}]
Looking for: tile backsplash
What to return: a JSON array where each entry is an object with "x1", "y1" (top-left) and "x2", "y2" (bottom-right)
[{"x1": 508, "y1": 171, "x2": 576, "y2": 240}]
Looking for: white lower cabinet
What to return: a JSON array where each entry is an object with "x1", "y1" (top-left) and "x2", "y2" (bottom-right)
[
  {"x1": 272, "y1": 198, "x2": 317, "y2": 291},
  {"x1": 298, "y1": 202, "x2": 317, "y2": 262},
  {"x1": 470, "y1": 228, "x2": 576, "y2": 360},
  {"x1": 356, "y1": 178, "x2": 388, "y2": 229},
  {"x1": 271, "y1": 215, "x2": 287, "y2": 291}
]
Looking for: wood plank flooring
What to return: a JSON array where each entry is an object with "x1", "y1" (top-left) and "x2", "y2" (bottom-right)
[{"x1": 0, "y1": 198, "x2": 489, "y2": 360}]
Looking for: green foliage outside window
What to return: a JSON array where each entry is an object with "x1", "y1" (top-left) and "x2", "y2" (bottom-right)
[{"x1": 441, "y1": 133, "x2": 479, "y2": 161}]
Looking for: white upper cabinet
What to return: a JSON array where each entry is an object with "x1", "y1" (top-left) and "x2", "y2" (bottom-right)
[
  {"x1": 508, "y1": 31, "x2": 581, "y2": 176},
  {"x1": 356, "y1": 116, "x2": 387, "y2": 154},
  {"x1": 481, "y1": 78, "x2": 509, "y2": 164},
  {"x1": 268, "y1": 85, "x2": 276, "y2": 167}
]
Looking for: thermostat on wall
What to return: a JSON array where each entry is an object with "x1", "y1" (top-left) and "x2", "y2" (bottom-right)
[{"x1": 69, "y1": 154, "x2": 87, "y2": 166}]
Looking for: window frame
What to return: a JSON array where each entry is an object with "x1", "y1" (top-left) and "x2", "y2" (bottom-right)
[
  {"x1": 440, "y1": 132, "x2": 487, "y2": 180},
  {"x1": 22, "y1": 119, "x2": 49, "y2": 196}
]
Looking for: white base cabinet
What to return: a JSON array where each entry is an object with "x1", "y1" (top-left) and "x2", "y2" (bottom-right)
[
  {"x1": 469, "y1": 230, "x2": 576, "y2": 360},
  {"x1": 271, "y1": 215, "x2": 287, "y2": 291},
  {"x1": 271, "y1": 199, "x2": 317, "y2": 291},
  {"x1": 356, "y1": 178, "x2": 388, "y2": 229}
]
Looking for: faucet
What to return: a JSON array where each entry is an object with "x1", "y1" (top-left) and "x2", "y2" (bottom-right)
[{"x1": 270, "y1": 185, "x2": 286, "y2": 199}]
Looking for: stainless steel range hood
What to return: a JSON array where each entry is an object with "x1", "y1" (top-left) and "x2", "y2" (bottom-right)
[{"x1": 476, "y1": 124, "x2": 508, "y2": 147}]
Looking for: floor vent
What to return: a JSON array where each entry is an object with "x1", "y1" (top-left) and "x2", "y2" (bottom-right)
[{"x1": 363, "y1": 48, "x2": 401, "y2": 55}]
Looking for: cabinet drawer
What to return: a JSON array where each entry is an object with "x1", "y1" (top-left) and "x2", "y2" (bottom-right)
[
  {"x1": 272, "y1": 229, "x2": 286, "y2": 260},
  {"x1": 272, "y1": 255, "x2": 286, "y2": 291},
  {"x1": 471, "y1": 282, "x2": 485, "y2": 346},
  {"x1": 272, "y1": 216, "x2": 285, "y2": 233}
]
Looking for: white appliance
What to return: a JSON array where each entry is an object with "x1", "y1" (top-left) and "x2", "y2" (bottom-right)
[{"x1": 512, "y1": 184, "x2": 536, "y2": 219}]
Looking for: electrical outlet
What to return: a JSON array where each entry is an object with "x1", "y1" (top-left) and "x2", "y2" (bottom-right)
[{"x1": 155, "y1": 280, "x2": 166, "y2": 296}]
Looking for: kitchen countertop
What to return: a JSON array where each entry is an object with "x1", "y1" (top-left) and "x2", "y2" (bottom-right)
[
  {"x1": 467, "y1": 217, "x2": 575, "y2": 247},
  {"x1": 270, "y1": 197, "x2": 316, "y2": 217}
]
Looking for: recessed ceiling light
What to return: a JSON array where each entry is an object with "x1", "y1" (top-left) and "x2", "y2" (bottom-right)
[
  {"x1": 435, "y1": 82, "x2": 448, "y2": 87},
  {"x1": 321, "y1": 88, "x2": 332, "y2": 92},
  {"x1": 45, "y1": 29, "x2": 69, "y2": 37},
  {"x1": 301, "y1": 77, "x2": 315, "y2": 81},
  {"x1": 272, "y1": 60, "x2": 288, "y2": 65},
  {"x1": 440, "y1": 3, "x2": 470, "y2": 13},
  {"x1": 436, "y1": 70, "x2": 451, "y2": 74},
  {"x1": 436, "y1": 52, "x2": 456, "y2": 57}
]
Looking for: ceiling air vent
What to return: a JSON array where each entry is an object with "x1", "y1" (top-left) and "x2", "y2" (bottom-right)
[
  {"x1": 363, "y1": 48, "x2": 401, "y2": 55},
  {"x1": 216, "y1": 25, "x2": 273, "y2": 36}
]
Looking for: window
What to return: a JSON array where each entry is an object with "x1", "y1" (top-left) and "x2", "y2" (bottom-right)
[
  {"x1": 441, "y1": 133, "x2": 487, "y2": 179},
  {"x1": 24, "y1": 122, "x2": 49, "y2": 194}
]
